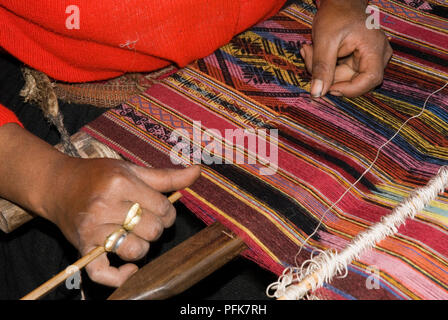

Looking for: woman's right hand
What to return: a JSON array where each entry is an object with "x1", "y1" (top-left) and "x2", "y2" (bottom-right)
[
  {"x1": 46, "y1": 158, "x2": 201, "y2": 287},
  {"x1": 0, "y1": 123, "x2": 201, "y2": 287}
]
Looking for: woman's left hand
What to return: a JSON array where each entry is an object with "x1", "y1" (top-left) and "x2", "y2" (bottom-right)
[{"x1": 301, "y1": 0, "x2": 393, "y2": 98}]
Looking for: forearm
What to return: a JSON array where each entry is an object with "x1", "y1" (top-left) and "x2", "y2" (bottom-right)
[{"x1": 0, "y1": 123, "x2": 69, "y2": 221}]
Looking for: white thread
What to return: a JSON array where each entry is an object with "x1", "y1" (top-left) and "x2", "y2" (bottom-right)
[
  {"x1": 267, "y1": 81, "x2": 448, "y2": 299},
  {"x1": 119, "y1": 30, "x2": 140, "y2": 50},
  {"x1": 279, "y1": 166, "x2": 448, "y2": 300},
  {"x1": 119, "y1": 38, "x2": 139, "y2": 50}
]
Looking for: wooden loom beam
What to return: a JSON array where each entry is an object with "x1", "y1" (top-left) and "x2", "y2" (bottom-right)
[{"x1": 108, "y1": 222, "x2": 247, "y2": 300}]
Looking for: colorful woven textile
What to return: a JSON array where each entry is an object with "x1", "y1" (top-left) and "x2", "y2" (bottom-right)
[{"x1": 82, "y1": 1, "x2": 448, "y2": 299}]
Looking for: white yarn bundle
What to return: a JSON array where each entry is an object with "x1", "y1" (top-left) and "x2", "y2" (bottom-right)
[
  {"x1": 267, "y1": 82, "x2": 448, "y2": 300},
  {"x1": 271, "y1": 166, "x2": 448, "y2": 299}
]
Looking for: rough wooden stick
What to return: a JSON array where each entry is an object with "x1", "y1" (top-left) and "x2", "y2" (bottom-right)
[
  {"x1": 0, "y1": 132, "x2": 122, "y2": 233},
  {"x1": 0, "y1": 200, "x2": 34, "y2": 234},
  {"x1": 20, "y1": 191, "x2": 183, "y2": 300}
]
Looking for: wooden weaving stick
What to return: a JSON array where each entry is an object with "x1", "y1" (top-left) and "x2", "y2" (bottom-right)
[
  {"x1": 108, "y1": 222, "x2": 247, "y2": 300},
  {"x1": 21, "y1": 246, "x2": 106, "y2": 300}
]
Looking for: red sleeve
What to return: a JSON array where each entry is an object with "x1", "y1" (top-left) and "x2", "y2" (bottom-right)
[{"x1": 0, "y1": 104, "x2": 23, "y2": 127}]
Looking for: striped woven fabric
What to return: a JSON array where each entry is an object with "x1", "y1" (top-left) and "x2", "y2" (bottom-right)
[{"x1": 82, "y1": 1, "x2": 448, "y2": 299}]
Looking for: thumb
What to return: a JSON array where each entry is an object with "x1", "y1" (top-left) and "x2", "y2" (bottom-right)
[
  {"x1": 310, "y1": 36, "x2": 339, "y2": 98},
  {"x1": 84, "y1": 252, "x2": 138, "y2": 287},
  {"x1": 131, "y1": 164, "x2": 202, "y2": 193}
]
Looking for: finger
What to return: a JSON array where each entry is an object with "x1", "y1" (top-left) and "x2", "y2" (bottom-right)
[
  {"x1": 304, "y1": 49, "x2": 358, "y2": 96},
  {"x1": 310, "y1": 34, "x2": 340, "y2": 97},
  {"x1": 114, "y1": 231, "x2": 150, "y2": 261},
  {"x1": 302, "y1": 43, "x2": 356, "y2": 77},
  {"x1": 300, "y1": 44, "x2": 314, "y2": 75},
  {"x1": 129, "y1": 165, "x2": 201, "y2": 193},
  {"x1": 84, "y1": 251, "x2": 138, "y2": 287},
  {"x1": 100, "y1": 201, "x2": 168, "y2": 242},
  {"x1": 85, "y1": 191, "x2": 173, "y2": 229},
  {"x1": 126, "y1": 185, "x2": 176, "y2": 227},
  {"x1": 299, "y1": 45, "x2": 305, "y2": 60},
  {"x1": 329, "y1": 71, "x2": 382, "y2": 98},
  {"x1": 333, "y1": 63, "x2": 357, "y2": 84},
  {"x1": 130, "y1": 207, "x2": 165, "y2": 242},
  {"x1": 384, "y1": 41, "x2": 393, "y2": 66},
  {"x1": 337, "y1": 55, "x2": 357, "y2": 70},
  {"x1": 112, "y1": 170, "x2": 177, "y2": 225},
  {"x1": 82, "y1": 223, "x2": 148, "y2": 261},
  {"x1": 331, "y1": 57, "x2": 358, "y2": 96},
  {"x1": 329, "y1": 53, "x2": 384, "y2": 98}
]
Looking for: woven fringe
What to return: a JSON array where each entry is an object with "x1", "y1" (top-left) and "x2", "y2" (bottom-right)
[
  {"x1": 19, "y1": 65, "x2": 175, "y2": 155},
  {"x1": 53, "y1": 65, "x2": 176, "y2": 108}
]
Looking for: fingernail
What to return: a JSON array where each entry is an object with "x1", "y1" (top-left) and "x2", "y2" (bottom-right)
[
  {"x1": 311, "y1": 79, "x2": 323, "y2": 98},
  {"x1": 300, "y1": 48, "x2": 305, "y2": 57},
  {"x1": 330, "y1": 90, "x2": 343, "y2": 96}
]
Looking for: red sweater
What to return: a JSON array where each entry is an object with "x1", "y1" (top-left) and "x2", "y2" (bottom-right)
[
  {"x1": 0, "y1": 0, "x2": 285, "y2": 127},
  {"x1": 0, "y1": 0, "x2": 285, "y2": 83}
]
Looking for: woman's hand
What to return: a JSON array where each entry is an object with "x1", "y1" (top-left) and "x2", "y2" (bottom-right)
[
  {"x1": 0, "y1": 123, "x2": 201, "y2": 287},
  {"x1": 301, "y1": 0, "x2": 392, "y2": 98},
  {"x1": 47, "y1": 158, "x2": 201, "y2": 287}
]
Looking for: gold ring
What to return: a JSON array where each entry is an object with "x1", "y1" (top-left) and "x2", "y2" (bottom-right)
[
  {"x1": 104, "y1": 228, "x2": 128, "y2": 252},
  {"x1": 123, "y1": 202, "x2": 142, "y2": 231}
]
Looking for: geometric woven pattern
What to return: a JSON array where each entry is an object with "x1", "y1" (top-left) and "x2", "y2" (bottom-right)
[{"x1": 83, "y1": 2, "x2": 448, "y2": 299}]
